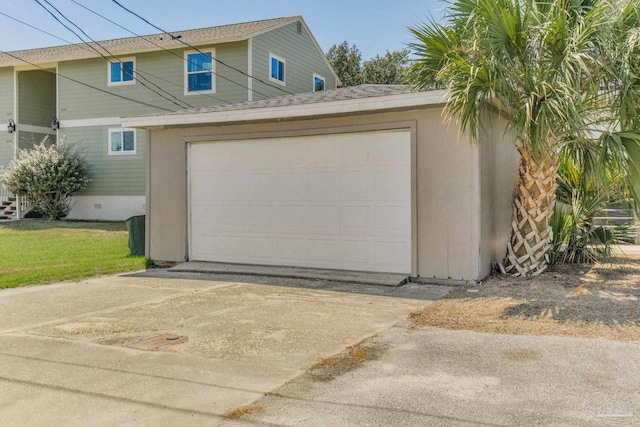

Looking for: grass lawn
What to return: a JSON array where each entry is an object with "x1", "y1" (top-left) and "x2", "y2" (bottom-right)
[{"x1": 0, "y1": 220, "x2": 147, "y2": 289}]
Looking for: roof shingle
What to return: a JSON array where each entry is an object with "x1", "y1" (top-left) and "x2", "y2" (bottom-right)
[
  {"x1": 0, "y1": 16, "x2": 298, "y2": 67},
  {"x1": 150, "y1": 84, "x2": 420, "y2": 117}
]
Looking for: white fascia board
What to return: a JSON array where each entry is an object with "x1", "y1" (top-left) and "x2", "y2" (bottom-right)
[
  {"x1": 0, "y1": 37, "x2": 250, "y2": 68},
  {"x1": 122, "y1": 90, "x2": 449, "y2": 128},
  {"x1": 60, "y1": 117, "x2": 122, "y2": 128}
]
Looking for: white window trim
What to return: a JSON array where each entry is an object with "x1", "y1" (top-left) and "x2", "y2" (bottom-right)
[
  {"x1": 313, "y1": 73, "x2": 326, "y2": 92},
  {"x1": 107, "y1": 57, "x2": 136, "y2": 86},
  {"x1": 269, "y1": 53, "x2": 286, "y2": 86},
  {"x1": 184, "y1": 49, "x2": 216, "y2": 96},
  {"x1": 108, "y1": 128, "x2": 137, "y2": 155}
]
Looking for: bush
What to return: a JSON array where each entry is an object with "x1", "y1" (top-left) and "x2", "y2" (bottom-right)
[
  {"x1": 550, "y1": 159, "x2": 635, "y2": 264},
  {"x1": 1, "y1": 138, "x2": 90, "y2": 220}
]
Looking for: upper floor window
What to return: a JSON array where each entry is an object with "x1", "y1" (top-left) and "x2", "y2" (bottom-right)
[
  {"x1": 109, "y1": 128, "x2": 136, "y2": 155},
  {"x1": 109, "y1": 59, "x2": 135, "y2": 85},
  {"x1": 185, "y1": 50, "x2": 215, "y2": 94},
  {"x1": 313, "y1": 74, "x2": 325, "y2": 92},
  {"x1": 269, "y1": 54, "x2": 285, "y2": 85}
]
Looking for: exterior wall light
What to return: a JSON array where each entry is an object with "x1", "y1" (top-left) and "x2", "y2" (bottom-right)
[
  {"x1": 7, "y1": 119, "x2": 15, "y2": 134},
  {"x1": 51, "y1": 116, "x2": 60, "y2": 131}
]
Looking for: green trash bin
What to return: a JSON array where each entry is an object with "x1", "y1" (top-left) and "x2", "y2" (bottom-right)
[{"x1": 125, "y1": 215, "x2": 145, "y2": 256}]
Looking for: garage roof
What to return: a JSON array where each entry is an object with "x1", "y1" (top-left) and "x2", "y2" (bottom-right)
[{"x1": 122, "y1": 85, "x2": 448, "y2": 128}]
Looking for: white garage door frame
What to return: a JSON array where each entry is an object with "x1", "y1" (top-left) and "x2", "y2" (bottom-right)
[{"x1": 186, "y1": 124, "x2": 418, "y2": 275}]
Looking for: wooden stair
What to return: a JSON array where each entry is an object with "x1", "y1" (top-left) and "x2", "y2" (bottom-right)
[{"x1": 0, "y1": 196, "x2": 16, "y2": 220}]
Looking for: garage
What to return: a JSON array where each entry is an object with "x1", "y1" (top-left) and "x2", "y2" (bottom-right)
[
  {"x1": 188, "y1": 130, "x2": 412, "y2": 274},
  {"x1": 124, "y1": 85, "x2": 519, "y2": 283}
]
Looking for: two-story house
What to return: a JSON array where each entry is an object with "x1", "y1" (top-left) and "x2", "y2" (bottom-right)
[{"x1": 0, "y1": 16, "x2": 337, "y2": 220}]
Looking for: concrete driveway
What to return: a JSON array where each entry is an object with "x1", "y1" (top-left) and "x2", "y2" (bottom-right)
[
  {"x1": 0, "y1": 271, "x2": 446, "y2": 426},
  {"x1": 232, "y1": 327, "x2": 640, "y2": 427}
]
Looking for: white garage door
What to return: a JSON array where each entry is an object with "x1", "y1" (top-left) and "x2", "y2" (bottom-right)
[{"x1": 188, "y1": 130, "x2": 411, "y2": 273}]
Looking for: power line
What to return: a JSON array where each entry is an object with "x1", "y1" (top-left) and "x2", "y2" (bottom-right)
[
  {"x1": 67, "y1": 0, "x2": 234, "y2": 104},
  {"x1": 33, "y1": 0, "x2": 192, "y2": 110},
  {"x1": 110, "y1": 0, "x2": 296, "y2": 96},
  {"x1": 0, "y1": 10, "x2": 80, "y2": 48},
  {"x1": 76, "y1": 0, "x2": 274, "y2": 100},
  {"x1": 34, "y1": 0, "x2": 106, "y2": 59},
  {"x1": 0, "y1": 49, "x2": 174, "y2": 112},
  {"x1": 0, "y1": 5, "x2": 230, "y2": 107}
]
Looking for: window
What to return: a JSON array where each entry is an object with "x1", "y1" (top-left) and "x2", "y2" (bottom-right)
[
  {"x1": 108, "y1": 59, "x2": 135, "y2": 85},
  {"x1": 109, "y1": 128, "x2": 136, "y2": 155},
  {"x1": 185, "y1": 50, "x2": 214, "y2": 94},
  {"x1": 313, "y1": 74, "x2": 325, "y2": 92},
  {"x1": 269, "y1": 54, "x2": 285, "y2": 84}
]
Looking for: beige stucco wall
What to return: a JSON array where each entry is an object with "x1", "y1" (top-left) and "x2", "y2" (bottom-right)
[
  {"x1": 478, "y1": 113, "x2": 520, "y2": 278},
  {"x1": 145, "y1": 106, "x2": 516, "y2": 281}
]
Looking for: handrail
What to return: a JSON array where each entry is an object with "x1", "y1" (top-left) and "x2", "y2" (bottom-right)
[
  {"x1": 0, "y1": 177, "x2": 11, "y2": 204},
  {"x1": 0, "y1": 178, "x2": 30, "y2": 220}
]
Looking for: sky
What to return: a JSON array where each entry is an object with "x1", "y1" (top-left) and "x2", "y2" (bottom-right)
[{"x1": 0, "y1": 0, "x2": 446, "y2": 60}]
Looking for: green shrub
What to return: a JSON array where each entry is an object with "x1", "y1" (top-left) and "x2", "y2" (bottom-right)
[
  {"x1": 550, "y1": 159, "x2": 635, "y2": 264},
  {"x1": 1, "y1": 138, "x2": 90, "y2": 220}
]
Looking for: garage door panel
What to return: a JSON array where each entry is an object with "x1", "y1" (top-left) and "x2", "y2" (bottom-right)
[
  {"x1": 245, "y1": 237, "x2": 274, "y2": 260},
  {"x1": 308, "y1": 239, "x2": 340, "y2": 263},
  {"x1": 306, "y1": 139, "x2": 338, "y2": 166},
  {"x1": 307, "y1": 206, "x2": 339, "y2": 234},
  {"x1": 375, "y1": 206, "x2": 411, "y2": 237},
  {"x1": 276, "y1": 238, "x2": 307, "y2": 262},
  {"x1": 307, "y1": 172, "x2": 337, "y2": 201},
  {"x1": 189, "y1": 130, "x2": 411, "y2": 274},
  {"x1": 218, "y1": 205, "x2": 247, "y2": 230},
  {"x1": 375, "y1": 241, "x2": 411, "y2": 269},
  {"x1": 208, "y1": 143, "x2": 245, "y2": 168},
  {"x1": 339, "y1": 206, "x2": 373, "y2": 236},
  {"x1": 190, "y1": 172, "x2": 219, "y2": 200},
  {"x1": 242, "y1": 143, "x2": 273, "y2": 168},
  {"x1": 246, "y1": 205, "x2": 274, "y2": 231},
  {"x1": 375, "y1": 137, "x2": 411, "y2": 162},
  {"x1": 340, "y1": 171, "x2": 374, "y2": 201},
  {"x1": 275, "y1": 205, "x2": 306, "y2": 233},
  {"x1": 340, "y1": 240, "x2": 374, "y2": 267},
  {"x1": 339, "y1": 138, "x2": 373, "y2": 165},
  {"x1": 277, "y1": 172, "x2": 307, "y2": 201},
  {"x1": 275, "y1": 141, "x2": 306, "y2": 167},
  {"x1": 247, "y1": 173, "x2": 276, "y2": 200},
  {"x1": 375, "y1": 170, "x2": 411, "y2": 202}
]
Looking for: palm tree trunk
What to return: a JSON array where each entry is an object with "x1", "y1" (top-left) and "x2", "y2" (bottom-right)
[{"x1": 501, "y1": 149, "x2": 558, "y2": 276}]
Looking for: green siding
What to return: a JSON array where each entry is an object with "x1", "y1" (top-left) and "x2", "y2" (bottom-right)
[
  {"x1": 252, "y1": 21, "x2": 337, "y2": 100},
  {"x1": 61, "y1": 126, "x2": 147, "y2": 196},
  {"x1": 58, "y1": 41, "x2": 248, "y2": 120},
  {"x1": 56, "y1": 42, "x2": 249, "y2": 196},
  {"x1": 17, "y1": 131, "x2": 50, "y2": 150},
  {"x1": 0, "y1": 68, "x2": 14, "y2": 169},
  {"x1": 18, "y1": 70, "x2": 56, "y2": 126}
]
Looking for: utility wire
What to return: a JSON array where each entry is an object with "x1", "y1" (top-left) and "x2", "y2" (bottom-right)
[
  {"x1": 0, "y1": 49, "x2": 173, "y2": 112},
  {"x1": 68, "y1": 0, "x2": 233, "y2": 104},
  {"x1": 34, "y1": 0, "x2": 192, "y2": 110},
  {"x1": 0, "y1": 5, "x2": 230, "y2": 107},
  {"x1": 0, "y1": 10, "x2": 79, "y2": 48},
  {"x1": 110, "y1": 0, "x2": 295, "y2": 96},
  {"x1": 75, "y1": 0, "x2": 273, "y2": 100}
]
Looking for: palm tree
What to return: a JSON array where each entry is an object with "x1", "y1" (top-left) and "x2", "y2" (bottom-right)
[{"x1": 408, "y1": 0, "x2": 640, "y2": 276}]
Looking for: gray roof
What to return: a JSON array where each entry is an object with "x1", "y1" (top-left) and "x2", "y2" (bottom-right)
[
  {"x1": 0, "y1": 16, "x2": 298, "y2": 67},
  {"x1": 122, "y1": 85, "x2": 447, "y2": 127},
  {"x1": 150, "y1": 85, "x2": 420, "y2": 117}
]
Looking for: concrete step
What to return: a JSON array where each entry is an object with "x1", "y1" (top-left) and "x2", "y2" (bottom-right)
[{"x1": 170, "y1": 262, "x2": 410, "y2": 287}]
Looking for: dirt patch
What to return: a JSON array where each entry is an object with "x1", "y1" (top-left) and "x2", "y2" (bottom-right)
[
  {"x1": 224, "y1": 405, "x2": 263, "y2": 419},
  {"x1": 308, "y1": 336, "x2": 388, "y2": 382},
  {"x1": 410, "y1": 259, "x2": 640, "y2": 341}
]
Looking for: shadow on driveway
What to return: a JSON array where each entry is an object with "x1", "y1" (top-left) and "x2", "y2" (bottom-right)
[{"x1": 124, "y1": 269, "x2": 452, "y2": 302}]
